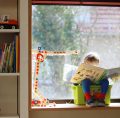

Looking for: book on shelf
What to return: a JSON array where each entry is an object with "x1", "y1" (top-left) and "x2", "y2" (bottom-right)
[
  {"x1": 0, "y1": 48, "x2": 2, "y2": 72},
  {"x1": 70, "y1": 63, "x2": 107, "y2": 84},
  {"x1": 15, "y1": 35, "x2": 20, "y2": 72},
  {"x1": 0, "y1": 35, "x2": 19, "y2": 73}
]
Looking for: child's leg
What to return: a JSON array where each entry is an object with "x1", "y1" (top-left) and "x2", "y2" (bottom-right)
[
  {"x1": 99, "y1": 78, "x2": 109, "y2": 100},
  {"x1": 81, "y1": 78, "x2": 92, "y2": 102}
]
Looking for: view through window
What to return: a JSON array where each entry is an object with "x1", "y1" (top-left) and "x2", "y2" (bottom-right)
[{"x1": 32, "y1": 5, "x2": 120, "y2": 100}]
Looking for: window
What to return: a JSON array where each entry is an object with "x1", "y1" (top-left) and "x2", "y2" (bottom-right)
[{"x1": 31, "y1": 2, "x2": 120, "y2": 108}]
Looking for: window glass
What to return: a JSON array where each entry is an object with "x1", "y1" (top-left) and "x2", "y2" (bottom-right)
[{"x1": 32, "y1": 5, "x2": 120, "y2": 100}]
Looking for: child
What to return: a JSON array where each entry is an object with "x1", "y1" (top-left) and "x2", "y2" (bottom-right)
[{"x1": 81, "y1": 52, "x2": 109, "y2": 107}]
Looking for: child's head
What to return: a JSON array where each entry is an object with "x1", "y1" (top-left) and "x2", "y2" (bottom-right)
[{"x1": 83, "y1": 52, "x2": 100, "y2": 66}]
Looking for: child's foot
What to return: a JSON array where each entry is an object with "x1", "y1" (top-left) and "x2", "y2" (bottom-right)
[
  {"x1": 86, "y1": 99, "x2": 96, "y2": 107},
  {"x1": 97, "y1": 100, "x2": 106, "y2": 107}
]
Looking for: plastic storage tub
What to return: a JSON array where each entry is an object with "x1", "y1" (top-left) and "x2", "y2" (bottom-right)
[{"x1": 72, "y1": 85, "x2": 111, "y2": 105}]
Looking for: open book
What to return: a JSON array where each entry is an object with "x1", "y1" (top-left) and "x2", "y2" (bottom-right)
[
  {"x1": 107, "y1": 67, "x2": 120, "y2": 82},
  {"x1": 70, "y1": 63, "x2": 107, "y2": 84}
]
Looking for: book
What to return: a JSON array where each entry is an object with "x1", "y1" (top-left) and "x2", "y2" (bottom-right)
[
  {"x1": 0, "y1": 38, "x2": 19, "y2": 73},
  {"x1": 13, "y1": 38, "x2": 16, "y2": 72},
  {"x1": 0, "y1": 48, "x2": 2, "y2": 72},
  {"x1": 107, "y1": 67, "x2": 120, "y2": 82},
  {"x1": 70, "y1": 63, "x2": 107, "y2": 84},
  {"x1": 9, "y1": 42, "x2": 14, "y2": 72},
  {"x1": 15, "y1": 35, "x2": 20, "y2": 72}
]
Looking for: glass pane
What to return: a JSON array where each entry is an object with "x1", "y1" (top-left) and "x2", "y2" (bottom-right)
[{"x1": 32, "y1": 5, "x2": 120, "y2": 100}]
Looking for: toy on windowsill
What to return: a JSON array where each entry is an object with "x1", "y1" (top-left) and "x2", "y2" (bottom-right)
[
  {"x1": 0, "y1": 15, "x2": 18, "y2": 29},
  {"x1": 32, "y1": 47, "x2": 79, "y2": 107},
  {"x1": 32, "y1": 47, "x2": 79, "y2": 59},
  {"x1": 31, "y1": 98, "x2": 49, "y2": 107}
]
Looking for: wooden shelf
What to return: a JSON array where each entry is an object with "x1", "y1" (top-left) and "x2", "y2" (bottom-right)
[
  {"x1": 0, "y1": 29, "x2": 20, "y2": 33},
  {"x1": 0, "y1": 73, "x2": 20, "y2": 76},
  {"x1": 0, "y1": 115, "x2": 19, "y2": 118}
]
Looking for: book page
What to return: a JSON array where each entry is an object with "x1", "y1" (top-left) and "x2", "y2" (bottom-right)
[
  {"x1": 107, "y1": 67, "x2": 120, "y2": 82},
  {"x1": 70, "y1": 63, "x2": 106, "y2": 84}
]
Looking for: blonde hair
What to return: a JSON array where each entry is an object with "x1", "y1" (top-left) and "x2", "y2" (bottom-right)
[{"x1": 84, "y1": 52, "x2": 100, "y2": 63}]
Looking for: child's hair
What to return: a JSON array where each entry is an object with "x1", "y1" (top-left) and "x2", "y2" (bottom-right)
[{"x1": 84, "y1": 52, "x2": 100, "y2": 63}]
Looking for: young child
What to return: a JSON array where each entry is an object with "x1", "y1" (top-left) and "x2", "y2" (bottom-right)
[{"x1": 81, "y1": 53, "x2": 109, "y2": 107}]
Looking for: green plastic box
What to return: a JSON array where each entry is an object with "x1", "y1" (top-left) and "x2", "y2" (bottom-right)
[{"x1": 72, "y1": 85, "x2": 112, "y2": 105}]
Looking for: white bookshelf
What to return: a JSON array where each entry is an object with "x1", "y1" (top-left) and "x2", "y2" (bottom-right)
[
  {"x1": 0, "y1": 0, "x2": 29, "y2": 117},
  {"x1": 0, "y1": 29, "x2": 20, "y2": 33},
  {"x1": 0, "y1": 0, "x2": 20, "y2": 117},
  {"x1": 0, "y1": 115, "x2": 19, "y2": 118},
  {"x1": 0, "y1": 73, "x2": 20, "y2": 76}
]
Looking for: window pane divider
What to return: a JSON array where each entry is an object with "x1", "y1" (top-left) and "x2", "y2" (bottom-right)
[{"x1": 32, "y1": 0, "x2": 120, "y2": 6}]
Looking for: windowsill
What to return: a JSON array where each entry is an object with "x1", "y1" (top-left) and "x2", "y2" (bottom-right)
[{"x1": 31, "y1": 103, "x2": 120, "y2": 110}]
